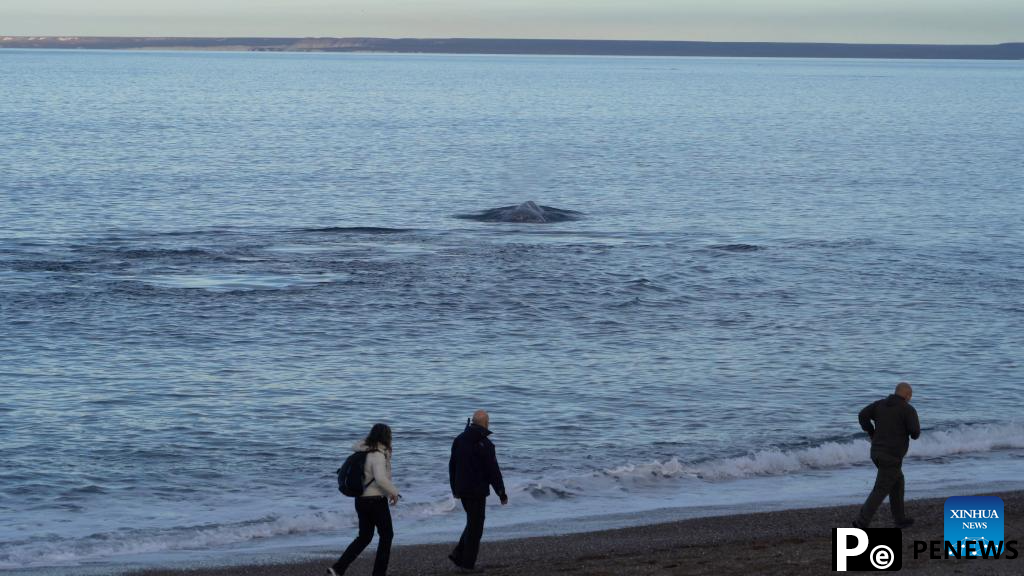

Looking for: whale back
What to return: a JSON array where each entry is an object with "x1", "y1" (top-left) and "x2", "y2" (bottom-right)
[
  {"x1": 506, "y1": 201, "x2": 548, "y2": 223},
  {"x1": 454, "y1": 201, "x2": 583, "y2": 223}
]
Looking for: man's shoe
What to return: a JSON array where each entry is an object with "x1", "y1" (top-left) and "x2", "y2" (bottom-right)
[
  {"x1": 457, "y1": 567, "x2": 483, "y2": 574},
  {"x1": 326, "y1": 568, "x2": 340, "y2": 576},
  {"x1": 852, "y1": 519, "x2": 867, "y2": 530},
  {"x1": 895, "y1": 517, "x2": 915, "y2": 529},
  {"x1": 448, "y1": 554, "x2": 462, "y2": 568}
]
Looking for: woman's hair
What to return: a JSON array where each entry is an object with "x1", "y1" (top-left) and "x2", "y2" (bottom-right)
[{"x1": 365, "y1": 423, "x2": 392, "y2": 452}]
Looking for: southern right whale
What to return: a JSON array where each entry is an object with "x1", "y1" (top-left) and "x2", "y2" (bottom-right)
[{"x1": 455, "y1": 201, "x2": 583, "y2": 223}]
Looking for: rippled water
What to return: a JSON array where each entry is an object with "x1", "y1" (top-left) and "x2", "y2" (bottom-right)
[{"x1": 1, "y1": 50, "x2": 1022, "y2": 571}]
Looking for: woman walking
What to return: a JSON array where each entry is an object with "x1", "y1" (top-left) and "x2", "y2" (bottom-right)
[{"x1": 329, "y1": 423, "x2": 400, "y2": 576}]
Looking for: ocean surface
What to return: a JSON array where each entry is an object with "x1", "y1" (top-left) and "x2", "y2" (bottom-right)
[{"x1": 1, "y1": 49, "x2": 1022, "y2": 572}]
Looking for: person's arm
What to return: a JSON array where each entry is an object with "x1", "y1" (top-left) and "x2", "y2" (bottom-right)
[
  {"x1": 370, "y1": 453, "x2": 400, "y2": 501},
  {"x1": 486, "y1": 442, "x2": 508, "y2": 503},
  {"x1": 858, "y1": 401, "x2": 876, "y2": 437},
  {"x1": 449, "y1": 439, "x2": 459, "y2": 497},
  {"x1": 907, "y1": 405, "x2": 921, "y2": 440}
]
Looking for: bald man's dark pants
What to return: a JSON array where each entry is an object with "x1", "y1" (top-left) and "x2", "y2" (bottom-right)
[
  {"x1": 451, "y1": 497, "x2": 486, "y2": 568},
  {"x1": 857, "y1": 452, "x2": 906, "y2": 527}
]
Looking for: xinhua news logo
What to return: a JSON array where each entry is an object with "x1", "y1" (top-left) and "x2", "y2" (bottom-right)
[
  {"x1": 944, "y1": 496, "x2": 1003, "y2": 557},
  {"x1": 833, "y1": 528, "x2": 902, "y2": 571},
  {"x1": 910, "y1": 495, "x2": 1018, "y2": 560}
]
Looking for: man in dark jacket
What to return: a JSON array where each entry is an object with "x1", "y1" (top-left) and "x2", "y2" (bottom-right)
[
  {"x1": 448, "y1": 410, "x2": 508, "y2": 572},
  {"x1": 854, "y1": 382, "x2": 921, "y2": 529}
]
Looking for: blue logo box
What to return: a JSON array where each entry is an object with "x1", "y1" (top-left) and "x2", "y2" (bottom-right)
[{"x1": 944, "y1": 496, "x2": 1004, "y2": 556}]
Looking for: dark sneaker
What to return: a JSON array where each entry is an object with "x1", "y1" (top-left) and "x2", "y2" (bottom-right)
[
  {"x1": 852, "y1": 519, "x2": 867, "y2": 530},
  {"x1": 327, "y1": 567, "x2": 341, "y2": 576},
  {"x1": 448, "y1": 554, "x2": 462, "y2": 568},
  {"x1": 896, "y1": 517, "x2": 915, "y2": 529}
]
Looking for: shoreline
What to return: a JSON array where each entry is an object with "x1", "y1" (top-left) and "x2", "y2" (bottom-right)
[{"x1": 128, "y1": 490, "x2": 1022, "y2": 575}]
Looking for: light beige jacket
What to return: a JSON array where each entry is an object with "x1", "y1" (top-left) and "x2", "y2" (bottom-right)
[{"x1": 352, "y1": 441, "x2": 399, "y2": 499}]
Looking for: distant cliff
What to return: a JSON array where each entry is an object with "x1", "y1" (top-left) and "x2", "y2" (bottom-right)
[{"x1": 2, "y1": 36, "x2": 1022, "y2": 59}]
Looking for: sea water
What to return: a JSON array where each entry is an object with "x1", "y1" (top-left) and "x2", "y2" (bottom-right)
[{"x1": 0, "y1": 49, "x2": 1022, "y2": 571}]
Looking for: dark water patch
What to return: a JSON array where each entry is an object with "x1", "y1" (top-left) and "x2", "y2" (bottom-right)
[
  {"x1": 188, "y1": 470, "x2": 225, "y2": 481},
  {"x1": 106, "y1": 280, "x2": 163, "y2": 295},
  {"x1": 0, "y1": 471, "x2": 45, "y2": 483},
  {"x1": 145, "y1": 228, "x2": 245, "y2": 238},
  {"x1": 624, "y1": 278, "x2": 667, "y2": 292},
  {"x1": 709, "y1": 243, "x2": 763, "y2": 252},
  {"x1": 84, "y1": 397, "x2": 135, "y2": 406},
  {"x1": 299, "y1": 226, "x2": 412, "y2": 234},
  {"x1": 7, "y1": 483, "x2": 59, "y2": 497},
  {"x1": 611, "y1": 297, "x2": 649, "y2": 308},
  {"x1": 141, "y1": 247, "x2": 219, "y2": 257},
  {"x1": 154, "y1": 390, "x2": 224, "y2": 400},
  {"x1": 60, "y1": 485, "x2": 108, "y2": 498},
  {"x1": 7, "y1": 259, "x2": 100, "y2": 273},
  {"x1": 782, "y1": 431, "x2": 863, "y2": 450},
  {"x1": 107, "y1": 247, "x2": 236, "y2": 262},
  {"x1": 0, "y1": 239, "x2": 58, "y2": 248},
  {"x1": 93, "y1": 228, "x2": 249, "y2": 244},
  {"x1": 784, "y1": 238, "x2": 876, "y2": 249},
  {"x1": 127, "y1": 448, "x2": 190, "y2": 462}
]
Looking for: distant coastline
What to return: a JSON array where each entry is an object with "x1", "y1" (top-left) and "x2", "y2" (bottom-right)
[{"x1": 2, "y1": 36, "x2": 1023, "y2": 59}]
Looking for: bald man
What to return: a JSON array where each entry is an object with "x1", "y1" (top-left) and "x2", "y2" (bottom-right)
[
  {"x1": 448, "y1": 410, "x2": 508, "y2": 572},
  {"x1": 854, "y1": 382, "x2": 921, "y2": 529}
]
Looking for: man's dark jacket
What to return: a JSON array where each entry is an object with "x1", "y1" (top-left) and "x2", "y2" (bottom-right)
[
  {"x1": 859, "y1": 394, "x2": 921, "y2": 457},
  {"x1": 449, "y1": 423, "x2": 507, "y2": 499}
]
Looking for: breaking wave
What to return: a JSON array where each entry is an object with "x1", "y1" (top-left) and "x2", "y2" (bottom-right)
[
  {"x1": 0, "y1": 511, "x2": 347, "y2": 569},
  {"x1": 0, "y1": 498, "x2": 459, "y2": 569},
  {"x1": 602, "y1": 422, "x2": 1024, "y2": 482}
]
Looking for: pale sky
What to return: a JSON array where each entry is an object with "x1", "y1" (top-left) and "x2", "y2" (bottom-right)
[{"x1": 2, "y1": 0, "x2": 1021, "y2": 44}]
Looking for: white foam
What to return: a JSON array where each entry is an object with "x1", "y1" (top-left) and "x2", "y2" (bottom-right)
[{"x1": 0, "y1": 510, "x2": 348, "y2": 569}]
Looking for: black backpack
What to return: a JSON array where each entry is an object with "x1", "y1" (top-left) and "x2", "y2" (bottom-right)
[{"x1": 337, "y1": 450, "x2": 376, "y2": 497}]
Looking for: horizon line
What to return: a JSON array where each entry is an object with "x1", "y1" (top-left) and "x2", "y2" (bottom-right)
[
  {"x1": 2, "y1": 34, "x2": 1023, "y2": 47},
  {"x1": 3, "y1": 36, "x2": 1022, "y2": 60}
]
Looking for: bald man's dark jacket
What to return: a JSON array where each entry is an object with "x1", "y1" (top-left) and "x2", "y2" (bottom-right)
[
  {"x1": 859, "y1": 394, "x2": 921, "y2": 457},
  {"x1": 449, "y1": 423, "x2": 506, "y2": 499}
]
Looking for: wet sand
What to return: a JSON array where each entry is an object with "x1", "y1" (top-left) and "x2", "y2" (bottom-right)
[{"x1": 133, "y1": 491, "x2": 1021, "y2": 575}]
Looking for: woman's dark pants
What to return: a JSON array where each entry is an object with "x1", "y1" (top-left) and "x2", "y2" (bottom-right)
[{"x1": 333, "y1": 496, "x2": 393, "y2": 576}]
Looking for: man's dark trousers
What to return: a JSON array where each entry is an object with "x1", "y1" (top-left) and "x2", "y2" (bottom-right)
[
  {"x1": 857, "y1": 451, "x2": 906, "y2": 526},
  {"x1": 451, "y1": 497, "x2": 486, "y2": 568}
]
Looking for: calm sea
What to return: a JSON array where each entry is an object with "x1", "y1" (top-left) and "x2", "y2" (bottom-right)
[{"x1": 1, "y1": 49, "x2": 1022, "y2": 572}]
